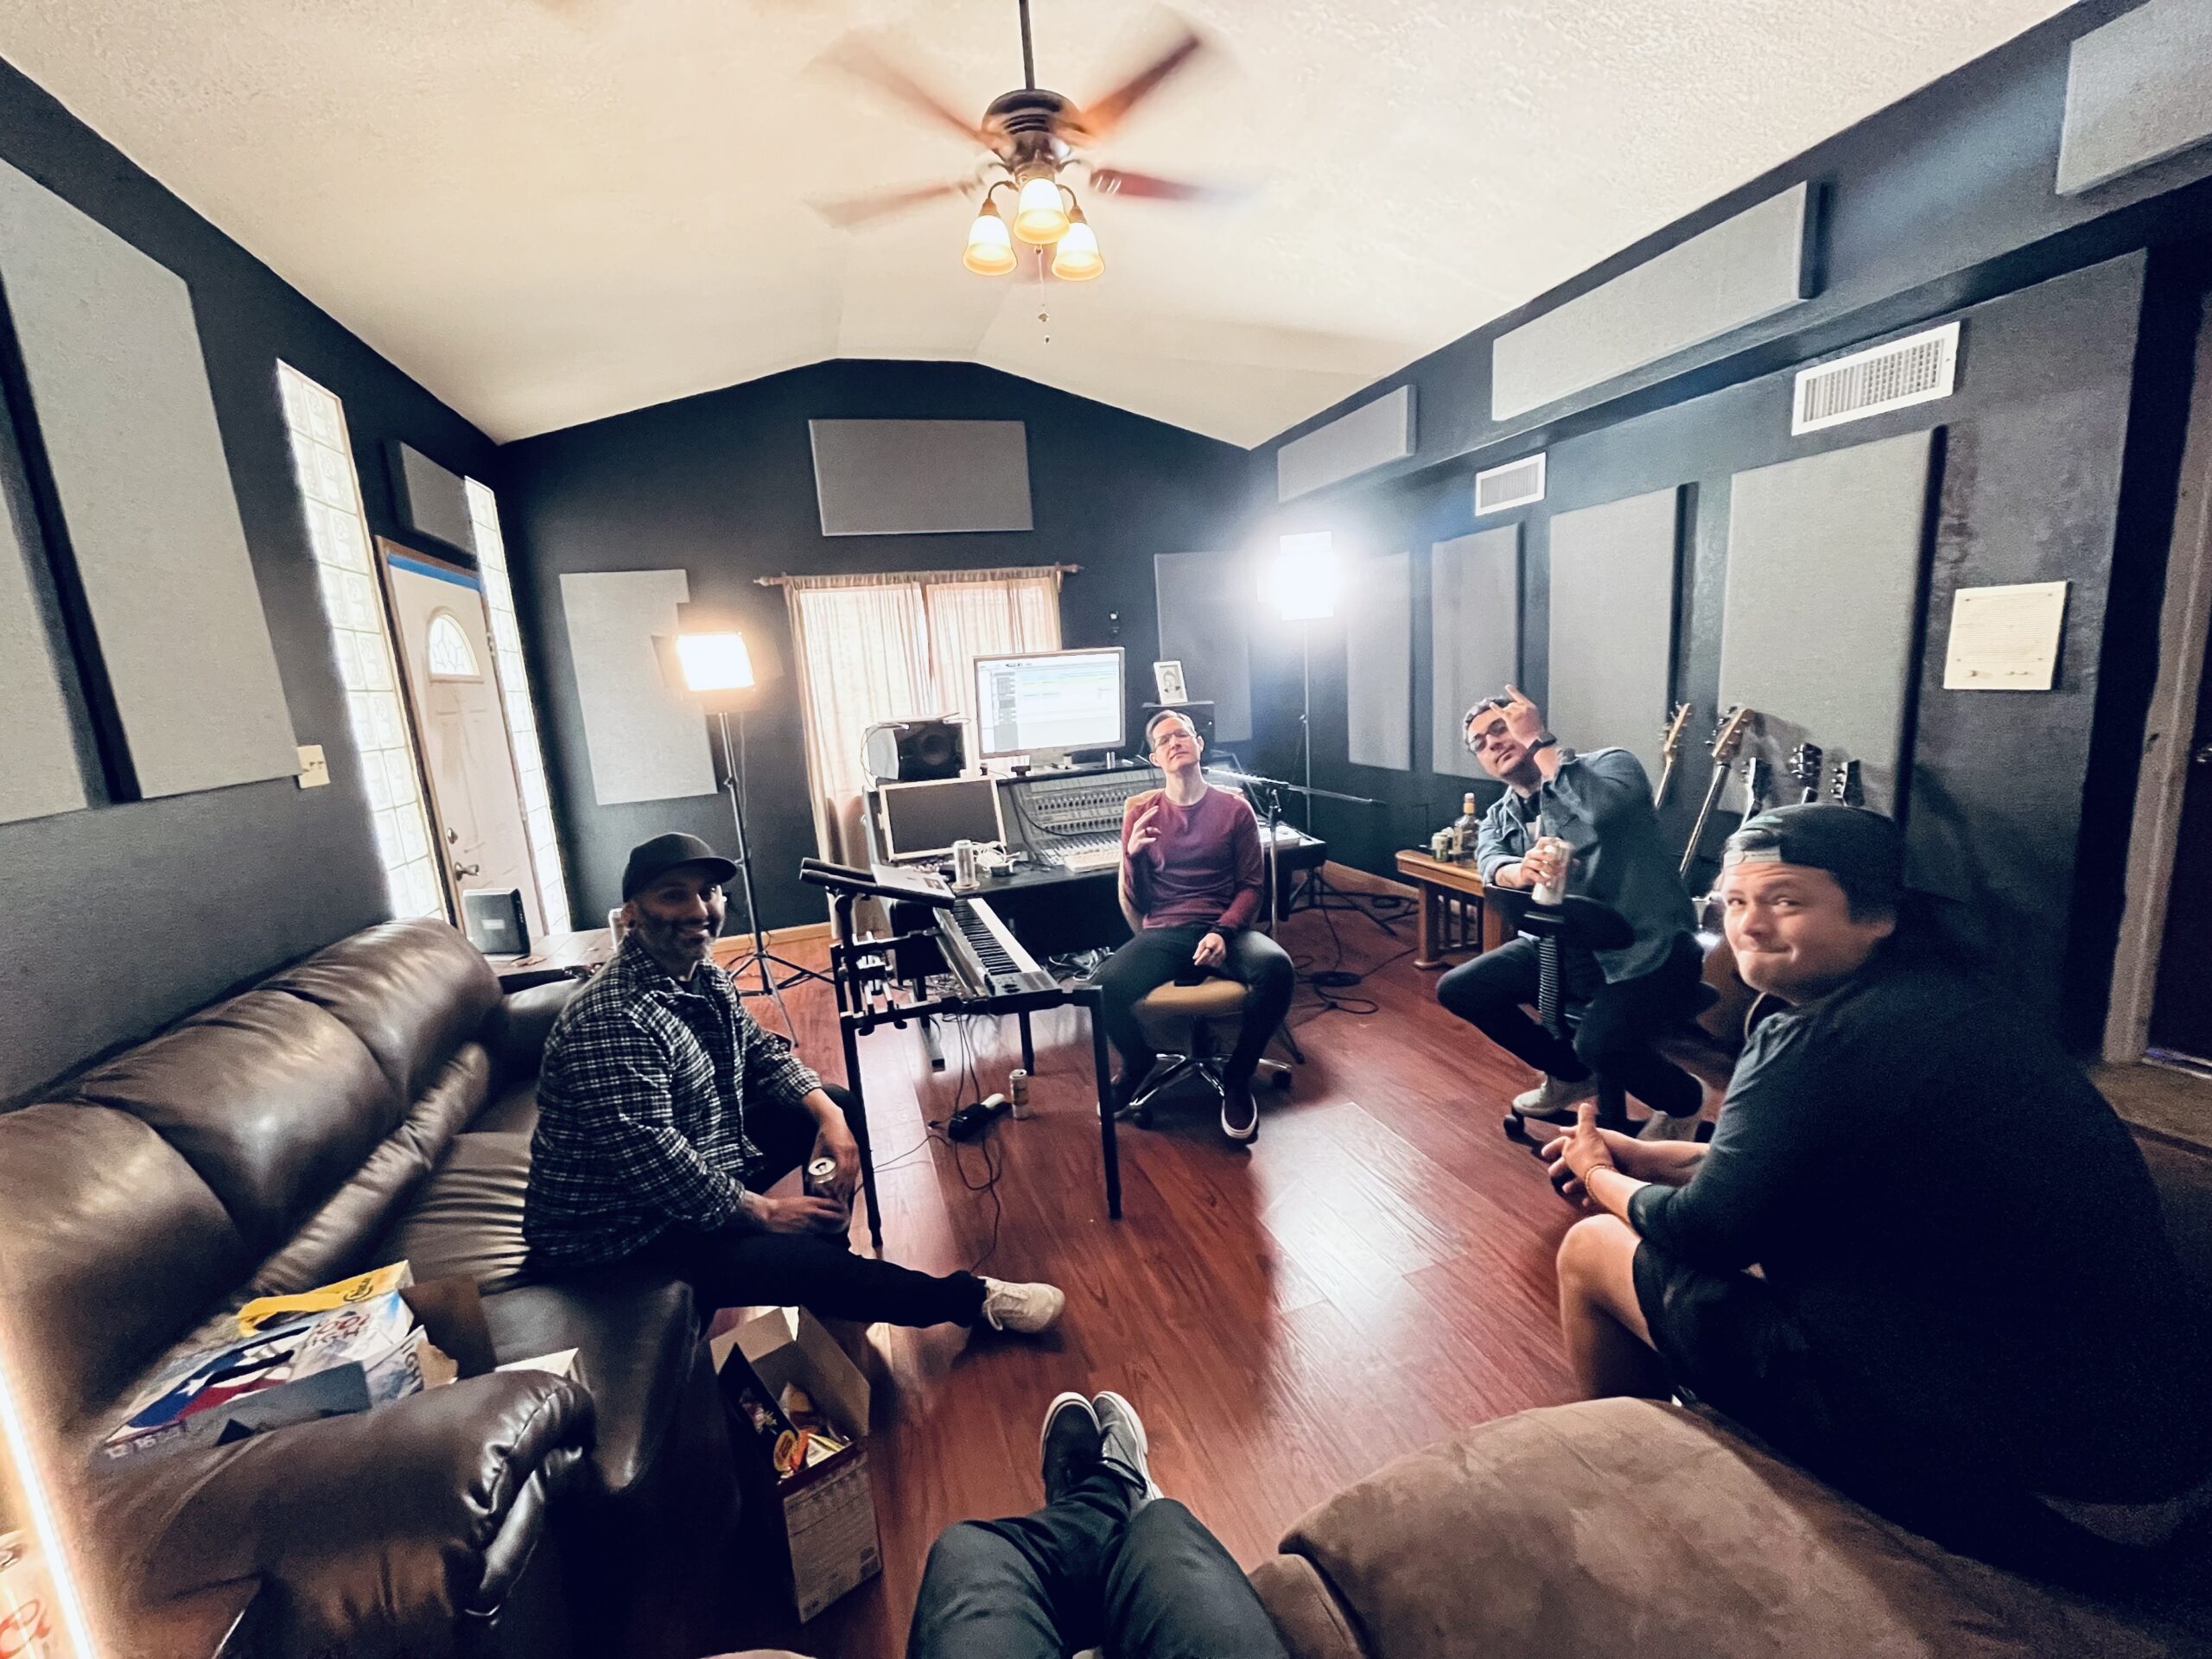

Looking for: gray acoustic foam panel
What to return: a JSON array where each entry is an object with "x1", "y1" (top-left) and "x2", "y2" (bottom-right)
[
  {"x1": 1718, "y1": 429, "x2": 1935, "y2": 813},
  {"x1": 809, "y1": 419, "x2": 1032, "y2": 536},
  {"x1": 559, "y1": 569, "x2": 716, "y2": 805},
  {"x1": 1547, "y1": 487, "x2": 1681, "y2": 779},
  {"x1": 1345, "y1": 550, "x2": 1412, "y2": 771},
  {"x1": 0, "y1": 157, "x2": 297, "y2": 799},
  {"x1": 1154, "y1": 550, "x2": 1253, "y2": 743},
  {"x1": 0, "y1": 434, "x2": 87, "y2": 824},
  {"x1": 1430, "y1": 527, "x2": 1521, "y2": 779},
  {"x1": 1276, "y1": 385, "x2": 1415, "y2": 502},
  {"x1": 394, "y1": 442, "x2": 476, "y2": 550},
  {"x1": 1492, "y1": 183, "x2": 1812, "y2": 421},
  {"x1": 2056, "y1": 0, "x2": 2212, "y2": 195}
]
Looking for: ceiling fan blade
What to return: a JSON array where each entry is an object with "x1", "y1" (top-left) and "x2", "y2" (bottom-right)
[
  {"x1": 809, "y1": 180, "x2": 972, "y2": 230},
  {"x1": 1062, "y1": 22, "x2": 1208, "y2": 144},
  {"x1": 1087, "y1": 167, "x2": 1244, "y2": 205},
  {"x1": 819, "y1": 35, "x2": 988, "y2": 146}
]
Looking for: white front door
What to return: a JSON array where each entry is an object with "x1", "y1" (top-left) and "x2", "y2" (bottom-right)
[{"x1": 384, "y1": 550, "x2": 545, "y2": 938}]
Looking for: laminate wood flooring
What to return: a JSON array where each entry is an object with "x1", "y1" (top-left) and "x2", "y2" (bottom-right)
[{"x1": 721, "y1": 907, "x2": 1580, "y2": 1656}]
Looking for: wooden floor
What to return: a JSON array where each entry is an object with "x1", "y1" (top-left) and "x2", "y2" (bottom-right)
[{"x1": 724, "y1": 904, "x2": 1584, "y2": 1656}]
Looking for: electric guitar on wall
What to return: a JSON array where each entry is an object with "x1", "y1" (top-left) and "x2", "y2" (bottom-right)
[
  {"x1": 1829, "y1": 758, "x2": 1864, "y2": 807},
  {"x1": 1740, "y1": 754, "x2": 1770, "y2": 830},
  {"x1": 1652, "y1": 702, "x2": 1694, "y2": 809},
  {"x1": 1679, "y1": 705, "x2": 1756, "y2": 879},
  {"x1": 1788, "y1": 742, "x2": 1824, "y2": 804}
]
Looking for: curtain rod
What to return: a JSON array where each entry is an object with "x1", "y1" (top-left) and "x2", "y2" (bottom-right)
[{"x1": 755, "y1": 563, "x2": 1080, "y2": 588}]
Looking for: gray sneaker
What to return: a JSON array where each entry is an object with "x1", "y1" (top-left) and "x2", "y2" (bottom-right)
[
  {"x1": 1039, "y1": 1392, "x2": 1102, "y2": 1503},
  {"x1": 1511, "y1": 1074, "x2": 1599, "y2": 1121},
  {"x1": 1092, "y1": 1389, "x2": 1162, "y2": 1505}
]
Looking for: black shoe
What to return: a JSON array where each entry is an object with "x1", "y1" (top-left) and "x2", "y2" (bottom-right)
[
  {"x1": 1220, "y1": 1079, "x2": 1258, "y2": 1142},
  {"x1": 1039, "y1": 1392, "x2": 1102, "y2": 1503}
]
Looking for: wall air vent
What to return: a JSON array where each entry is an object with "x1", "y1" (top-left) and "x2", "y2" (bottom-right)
[
  {"x1": 1791, "y1": 321, "x2": 1960, "y2": 435},
  {"x1": 1474, "y1": 453, "x2": 1546, "y2": 516}
]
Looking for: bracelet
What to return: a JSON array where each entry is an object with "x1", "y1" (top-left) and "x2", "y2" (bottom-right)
[{"x1": 1580, "y1": 1160, "x2": 1617, "y2": 1180}]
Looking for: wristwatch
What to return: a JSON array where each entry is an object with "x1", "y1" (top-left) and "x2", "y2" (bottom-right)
[{"x1": 1529, "y1": 734, "x2": 1558, "y2": 756}]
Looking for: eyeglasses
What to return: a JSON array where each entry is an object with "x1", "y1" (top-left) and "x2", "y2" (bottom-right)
[{"x1": 1463, "y1": 713, "x2": 1510, "y2": 753}]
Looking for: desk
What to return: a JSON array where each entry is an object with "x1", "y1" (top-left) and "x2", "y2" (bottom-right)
[
  {"x1": 486, "y1": 927, "x2": 613, "y2": 990},
  {"x1": 1395, "y1": 850, "x2": 1510, "y2": 969}
]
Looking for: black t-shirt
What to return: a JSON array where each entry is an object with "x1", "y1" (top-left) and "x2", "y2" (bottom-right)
[{"x1": 1631, "y1": 950, "x2": 2212, "y2": 1503}]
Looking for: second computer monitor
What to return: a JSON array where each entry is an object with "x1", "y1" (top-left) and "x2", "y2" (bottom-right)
[{"x1": 973, "y1": 647, "x2": 1125, "y2": 761}]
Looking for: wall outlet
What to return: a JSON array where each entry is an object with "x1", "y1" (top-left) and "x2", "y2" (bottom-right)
[{"x1": 296, "y1": 744, "x2": 330, "y2": 789}]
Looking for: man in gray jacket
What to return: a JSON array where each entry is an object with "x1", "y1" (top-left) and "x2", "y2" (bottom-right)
[{"x1": 1438, "y1": 688, "x2": 1704, "y2": 1139}]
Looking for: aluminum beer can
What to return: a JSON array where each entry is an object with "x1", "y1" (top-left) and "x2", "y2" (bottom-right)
[
  {"x1": 1007, "y1": 1068, "x2": 1031, "y2": 1118},
  {"x1": 952, "y1": 838, "x2": 980, "y2": 890},
  {"x1": 804, "y1": 1156, "x2": 839, "y2": 1198}
]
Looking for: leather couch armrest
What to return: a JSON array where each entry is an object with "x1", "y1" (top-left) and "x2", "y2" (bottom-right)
[
  {"x1": 1249, "y1": 1554, "x2": 1370, "y2": 1659},
  {"x1": 485, "y1": 980, "x2": 580, "y2": 1090},
  {"x1": 103, "y1": 1371, "x2": 593, "y2": 1656}
]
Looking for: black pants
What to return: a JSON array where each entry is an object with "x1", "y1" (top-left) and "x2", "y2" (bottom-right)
[
  {"x1": 1091, "y1": 925, "x2": 1296, "y2": 1087},
  {"x1": 1435, "y1": 931, "x2": 1704, "y2": 1118},
  {"x1": 908, "y1": 1471, "x2": 1289, "y2": 1659},
  {"x1": 629, "y1": 1084, "x2": 987, "y2": 1329}
]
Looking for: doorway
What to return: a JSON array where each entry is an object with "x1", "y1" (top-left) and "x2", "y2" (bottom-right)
[{"x1": 380, "y1": 543, "x2": 547, "y2": 938}]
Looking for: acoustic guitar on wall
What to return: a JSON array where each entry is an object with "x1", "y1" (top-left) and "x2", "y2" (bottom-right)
[
  {"x1": 1652, "y1": 701, "x2": 1694, "y2": 809},
  {"x1": 1678, "y1": 704, "x2": 1755, "y2": 880}
]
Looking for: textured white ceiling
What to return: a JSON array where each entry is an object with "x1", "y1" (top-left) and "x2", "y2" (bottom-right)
[{"x1": 0, "y1": 1, "x2": 2072, "y2": 446}]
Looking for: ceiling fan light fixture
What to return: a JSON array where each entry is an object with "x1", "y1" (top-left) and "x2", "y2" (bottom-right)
[
  {"x1": 963, "y1": 200, "x2": 1017, "y2": 276},
  {"x1": 1013, "y1": 174, "x2": 1071, "y2": 245},
  {"x1": 1051, "y1": 208, "x2": 1103, "y2": 281}
]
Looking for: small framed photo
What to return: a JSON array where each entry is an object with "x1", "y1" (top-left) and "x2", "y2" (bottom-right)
[{"x1": 1153, "y1": 660, "x2": 1188, "y2": 702}]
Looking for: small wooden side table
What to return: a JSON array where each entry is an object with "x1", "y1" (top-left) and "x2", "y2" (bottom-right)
[
  {"x1": 486, "y1": 927, "x2": 613, "y2": 990},
  {"x1": 1395, "y1": 850, "x2": 1510, "y2": 969}
]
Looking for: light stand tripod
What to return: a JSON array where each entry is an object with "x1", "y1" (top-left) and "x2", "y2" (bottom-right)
[{"x1": 714, "y1": 708, "x2": 830, "y2": 1029}]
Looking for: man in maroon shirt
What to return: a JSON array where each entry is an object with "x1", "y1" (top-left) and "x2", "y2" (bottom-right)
[{"x1": 1091, "y1": 709, "x2": 1294, "y2": 1141}]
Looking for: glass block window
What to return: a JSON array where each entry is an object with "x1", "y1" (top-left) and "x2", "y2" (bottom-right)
[
  {"x1": 425, "y1": 610, "x2": 480, "y2": 679},
  {"x1": 466, "y1": 477, "x2": 573, "y2": 934},
  {"x1": 276, "y1": 362, "x2": 445, "y2": 921}
]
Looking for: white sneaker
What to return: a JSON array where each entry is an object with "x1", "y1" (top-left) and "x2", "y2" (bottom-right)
[
  {"x1": 1637, "y1": 1110, "x2": 1705, "y2": 1142},
  {"x1": 1510, "y1": 1074, "x2": 1599, "y2": 1120},
  {"x1": 980, "y1": 1278, "x2": 1066, "y2": 1334},
  {"x1": 1092, "y1": 1389, "x2": 1162, "y2": 1503}
]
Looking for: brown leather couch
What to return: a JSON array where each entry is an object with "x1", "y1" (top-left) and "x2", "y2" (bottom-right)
[
  {"x1": 0, "y1": 919, "x2": 743, "y2": 1659},
  {"x1": 1248, "y1": 1136, "x2": 2212, "y2": 1657}
]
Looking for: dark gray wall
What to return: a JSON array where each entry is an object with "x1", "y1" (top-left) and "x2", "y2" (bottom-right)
[
  {"x1": 0, "y1": 56, "x2": 501, "y2": 1104},
  {"x1": 500, "y1": 359, "x2": 1250, "y2": 931}
]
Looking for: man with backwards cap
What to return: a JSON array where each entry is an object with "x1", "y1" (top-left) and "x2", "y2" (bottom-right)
[
  {"x1": 1544, "y1": 804, "x2": 2212, "y2": 1580},
  {"x1": 524, "y1": 831, "x2": 1065, "y2": 1336}
]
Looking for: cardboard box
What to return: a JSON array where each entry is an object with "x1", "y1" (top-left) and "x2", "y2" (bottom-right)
[{"x1": 710, "y1": 1308, "x2": 880, "y2": 1622}]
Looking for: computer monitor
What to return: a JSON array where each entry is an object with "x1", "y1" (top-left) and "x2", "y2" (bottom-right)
[
  {"x1": 877, "y1": 776, "x2": 1006, "y2": 861},
  {"x1": 973, "y1": 647, "x2": 1126, "y2": 762}
]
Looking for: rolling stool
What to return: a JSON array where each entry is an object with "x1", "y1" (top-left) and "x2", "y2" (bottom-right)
[
  {"x1": 1122, "y1": 976, "x2": 1294, "y2": 1135},
  {"x1": 1483, "y1": 888, "x2": 1636, "y2": 1144}
]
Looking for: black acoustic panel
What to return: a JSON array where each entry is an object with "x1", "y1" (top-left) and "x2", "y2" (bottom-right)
[
  {"x1": 0, "y1": 156, "x2": 298, "y2": 799},
  {"x1": 1718, "y1": 430, "x2": 1935, "y2": 813},
  {"x1": 1345, "y1": 550, "x2": 1411, "y2": 771},
  {"x1": 394, "y1": 442, "x2": 475, "y2": 551},
  {"x1": 1276, "y1": 385, "x2": 1414, "y2": 501},
  {"x1": 1547, "y1": 487, "x2": 1681, "y2": 779},
  {"x1": 809, "y1": 419, "x2": 1032, "y2": 536},
  {"x1": 1429, "y1": 527, "x2": 1520, "y2": 778},
  {"x1": 1153, "y1": 550, "x2": 1252, "y2": 744},
  {"x1": 1492, "y1": 184, "x2": 1812, "y2": 420}
]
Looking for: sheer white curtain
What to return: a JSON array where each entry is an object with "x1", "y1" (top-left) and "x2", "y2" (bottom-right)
[{"x1": 780, "y1": 567, "x2": 1064, "y2": 857}]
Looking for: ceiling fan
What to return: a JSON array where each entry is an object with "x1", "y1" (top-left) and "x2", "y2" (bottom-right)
[{"x1": 812, "y1": 2, "x2": 1237, "y2": 282}]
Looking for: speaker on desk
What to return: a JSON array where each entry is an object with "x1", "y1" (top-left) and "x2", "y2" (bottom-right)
[
  {"x1": 862, "y1": 716, "x2": 967, "y2": 783},
  {"x1": 461, "y1": 888, "x2": 531, "y2": 957}
]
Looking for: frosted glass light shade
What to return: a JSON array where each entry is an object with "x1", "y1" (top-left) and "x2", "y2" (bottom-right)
[
  {"x1": 675, "y1": 631, "x2": 754, "y2": 693},
  {"x1": 1051, "y1": 217, "x2": 1103, "y2": 281},
  {"x1": 1013, "y1": 175, "x2": 1070, "y2": 244},
  {"x1": 963, "y1": 205, "x2": 1017, "y2": 275},
  {"x1": 1268, "y1": 532, "x2": 1340, "y2": 621}
]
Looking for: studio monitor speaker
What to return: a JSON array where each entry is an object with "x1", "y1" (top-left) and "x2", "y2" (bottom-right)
[{"x1": 862, "y1": 716, "x2": 966, "y2": 784}]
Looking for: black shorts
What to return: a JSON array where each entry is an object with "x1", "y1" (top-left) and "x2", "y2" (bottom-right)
[{"x1": 1631, "y1": 1239, "x2": 1854, "y2": 1471}]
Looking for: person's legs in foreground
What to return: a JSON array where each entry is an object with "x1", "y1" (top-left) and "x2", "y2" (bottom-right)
[
  {"x1": 1569, "y1": 935, "x2": 1705, "y2": 1125},
  {"x1": 910, "y1": 1390, "x2": 1287, "y2": 1659},
  {"x1": 1215, "y1": 928, "x2": 1296, "y2": 1140},
  {"x1": 1091, "y1": 925, "x2": 1208, "y2": 1103},
  {"x1": 1436, "y1": 938, "x2": 1593, "y2": 1116},
  {"x1": 1555, "y1": 1214, "x2": 1672, "y2": 1400}
]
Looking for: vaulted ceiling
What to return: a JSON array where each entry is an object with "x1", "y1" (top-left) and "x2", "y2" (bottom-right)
[{"x1": 0, "y1": 1, "x2": 2071, "y2": 446}]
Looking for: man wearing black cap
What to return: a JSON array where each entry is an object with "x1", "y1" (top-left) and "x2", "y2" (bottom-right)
[
  {"x1": 1542, "y1": 804, "x2": 2212, "y2": 1580},
  {"x1": 524, "y1": 831, "x2": 1065, "y2": 1336}
]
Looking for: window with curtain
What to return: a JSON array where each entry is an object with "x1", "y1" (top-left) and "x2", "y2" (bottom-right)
[{"x1": 781, "y1": 567, "x2": 1065, "y2": 846}]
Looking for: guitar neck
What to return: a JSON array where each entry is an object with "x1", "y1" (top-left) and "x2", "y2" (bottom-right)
[
  {"x1": 1679, "y1": 763, "x2": 1732, "y2": 880},
  {"x1": 1653, "y1": 754, "x2": 1677, "y2": 809}
]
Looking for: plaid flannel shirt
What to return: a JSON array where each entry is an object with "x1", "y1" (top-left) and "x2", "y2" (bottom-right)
[{"x1": 523, "y1": 934, "x2": 823, "y2": 1266}]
